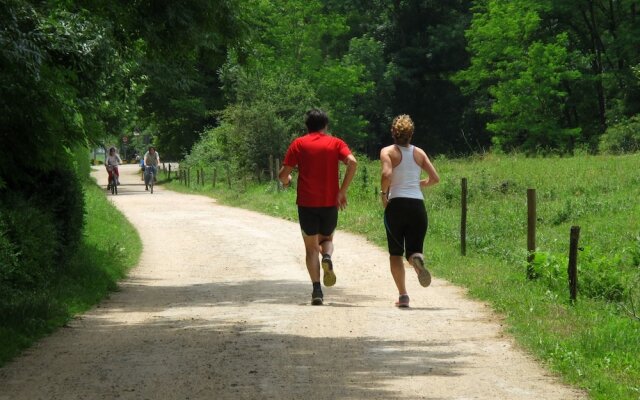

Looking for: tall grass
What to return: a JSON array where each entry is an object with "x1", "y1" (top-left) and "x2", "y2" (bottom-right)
[
  {"x1": 166, "y1": 153, "x2": 640, "y2": 400},
  {"x1": 0, "y1": 181, "x2": 142, "y2": 366}
]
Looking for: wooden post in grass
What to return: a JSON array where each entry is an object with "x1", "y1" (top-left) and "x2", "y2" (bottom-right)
[
  {"x1": 226, "y1": 166, "x2": 231, "y2": 188},
  {"x1": 168, "y1": 164, "x2": 172, "y2": 179},
  {"x1": 461, "y1": 178, "x2": 468, "y2": 256},
  {"x1": 213, "y1": 168, "x2": 217, "y2": 188},
  {"x1": 275, "y1": 158, "x2": 281, "y2": 192},
  {"x1": 527, "y1": 188, "x2": 536, "y2": 279},
  {"x1": 269, "y1": 155, "x2": 274, "y2": 181},
  {"x1": 196, "y1": 169, "x2": 200, "y2": 185},
  {"x1": 568, "y1": 226, "x2": 580, "y2": 303}
]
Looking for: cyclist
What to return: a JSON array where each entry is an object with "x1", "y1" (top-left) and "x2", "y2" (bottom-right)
[
  {"x1": 105, "y1": 147, "x2": 122, "y2": 189},
  {"x1": 143, "y1": 146, "x2": 160, "y2": 191}
]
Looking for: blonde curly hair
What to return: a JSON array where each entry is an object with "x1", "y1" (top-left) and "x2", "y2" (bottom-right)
[{"x1": 391, "y1": 114, "x2": 414, "y2": 145}]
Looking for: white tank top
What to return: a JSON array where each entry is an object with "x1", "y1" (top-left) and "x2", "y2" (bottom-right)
[{"x1": 388, "y1": 145, "x2": 423, "y2": 200}]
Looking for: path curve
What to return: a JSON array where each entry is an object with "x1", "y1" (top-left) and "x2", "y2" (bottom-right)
[{"x1": 0, "y1": 165, "x2": 585, "y2": 399}]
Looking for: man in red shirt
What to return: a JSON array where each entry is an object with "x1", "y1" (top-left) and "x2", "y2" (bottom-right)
[{"x1": 279, "y1": 109, "x2": 358, "y2": 305}]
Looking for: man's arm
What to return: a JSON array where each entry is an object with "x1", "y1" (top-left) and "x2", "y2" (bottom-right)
[
  {"x1": 278, "y1": 165, "x2": 294, "y2": 187},
  {"x1": 337, "y1": 154, "x2": 357, "y2": 210}
]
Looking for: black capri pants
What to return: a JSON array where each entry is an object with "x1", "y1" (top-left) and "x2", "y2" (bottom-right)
[{"x1": 384, "y1": 197, "x2": 428, "y2": 259}]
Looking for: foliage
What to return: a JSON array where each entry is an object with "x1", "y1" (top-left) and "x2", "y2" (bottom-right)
[
  {"x1": 377, "y1": 0, "x2": 481, "y2": 155},
  {"x1": 0, "y1": 194, "x2": 58, "y2": 324},
  {"x1": 0, "y1": 1, "x2": 118, "y2": 184},
  {"x1": 455, "y1": 1, "x2": 582, "y2": 152},
  {"x1": 201, "y1": 0, "x2": 373, "y2": 172},
  {"x1": 599, "y1": 114, "x2": 640, "y2": 153}
]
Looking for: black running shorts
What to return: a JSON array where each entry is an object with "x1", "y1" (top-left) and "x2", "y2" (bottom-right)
[
  {"x1": 384, "y1": 198, "x2": 428, "y2": 259},
  {"x1": 297, "y1": 206, "x2": 338, "y2": 236}
]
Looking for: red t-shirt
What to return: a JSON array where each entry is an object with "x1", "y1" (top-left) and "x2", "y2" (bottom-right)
[{"x1": 283, "y1": 132, "x2": 352, "y2": 207}]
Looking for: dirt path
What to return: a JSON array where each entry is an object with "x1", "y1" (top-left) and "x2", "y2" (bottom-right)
[{"x1": 0, "y1": 164, "x2": 585, "y2": 400}]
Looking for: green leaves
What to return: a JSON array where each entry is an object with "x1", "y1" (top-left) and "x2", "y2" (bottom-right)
[{"x1": 455, "y1": 0, "x2": 581, "y2": 152}]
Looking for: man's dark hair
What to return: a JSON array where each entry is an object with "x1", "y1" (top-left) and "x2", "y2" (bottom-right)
[{"x1": 305, "y1": 109, "x2": 329, "y2": 132}]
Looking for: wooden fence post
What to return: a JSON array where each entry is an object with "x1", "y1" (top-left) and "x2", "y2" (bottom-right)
[
  {"x1": 196, "y1": 169, "x2": 200, "y2": 185},
  {"x1": 213, "y1": 168, "x2": 217, "y2": 188},
  {"x1": 269, "y1": 155, "x2": 274, "y2": 181},
  {"x1": 527, "y1": 188, "x2": 536, "y2": 279},
  {"x1": 568, "y1": 226, "x2": 580, "y2": 303},
  {"x1": 461, "y1": 178, "x2": 468, "y2": 256},
  {"x1": 168, "y1": 164, "x2": 172, "y2": 179},
  {"x1": 226, "y1": 166, "x2": 231, "y2": 188},
  {"x1": 275, "y1": 158, "x2": 281, "y2": 192}
]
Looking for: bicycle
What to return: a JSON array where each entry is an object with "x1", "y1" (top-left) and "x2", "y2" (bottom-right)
[
  {"x1": 106, "y1": 165, "x2": 118, "y2": 195},
  {"x1": 144, "y1": 165, "x2": 156, "y2": 194}
]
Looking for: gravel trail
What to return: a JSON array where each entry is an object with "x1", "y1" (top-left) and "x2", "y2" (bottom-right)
[{"x1": 0, "y1": 164, "x2": 585, "y2": 399}]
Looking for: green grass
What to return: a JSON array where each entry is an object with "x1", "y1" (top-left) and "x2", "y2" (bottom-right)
[
  {"x1": 167, "y1": 153, "x2": 640, "y2": 400},
  {"x1": 0, "y1": 180, "x2": 142, "y2": 366}
]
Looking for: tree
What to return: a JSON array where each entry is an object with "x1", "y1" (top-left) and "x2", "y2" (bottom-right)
[
  {"x1": 198, "y1": 0, "x2": 374, "y2": 172},
  {"x1": 455, "y1": 0, "x2": 581, "y2": 152},
  {"x1": 377, "y1": 0, "x2": 480, "y2": 155}
]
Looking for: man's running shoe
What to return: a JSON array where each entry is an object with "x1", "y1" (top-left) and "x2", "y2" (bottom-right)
[
  {"x1": 321, "y1": 254, "x2": 336, "y2": 287},
  {"x1": 411, "y1": 255, "x2": 431, "y2": 287},
  {"x1": 311, "y1": 287, "x2": 324, "y2": 306},
  {"x1": 395, "y1": 294, "x2": 410, "y2": 308}
]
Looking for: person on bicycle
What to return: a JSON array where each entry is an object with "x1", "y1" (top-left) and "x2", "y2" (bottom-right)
[
  {"x1": 143, "y1": 146, "x2": 160, "y2": 191},
  {"x1": 105, "y1": 147, "x2": 122, "y2": 189}
]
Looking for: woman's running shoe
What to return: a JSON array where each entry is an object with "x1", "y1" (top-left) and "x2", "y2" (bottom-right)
[
  {"x1": 395, "y1": 294, "x2": 410, "y2": 308},
  {"x1": 411, "y1": 255, "x2": 431, "y2": 287}
]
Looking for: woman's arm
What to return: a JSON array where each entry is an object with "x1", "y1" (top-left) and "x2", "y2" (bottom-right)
[
  {"x1": 417, "y1": 148, "x2": 440, "y2": 188},
  {"x1": 379, "y1": 147, "x2": 393, "y2": 207}
]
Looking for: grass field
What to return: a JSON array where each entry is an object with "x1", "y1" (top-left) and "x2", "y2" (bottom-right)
[
  {"x1": 0, "y1": 180, "x2": 142, "y2": 366},
  {"x1": 167, "y1": 153, "x2": 640, "y2": 400}
]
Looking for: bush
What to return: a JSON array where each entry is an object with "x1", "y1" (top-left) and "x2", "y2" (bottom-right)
[
  {"x1": 0, "y1": 195, "x2": 58, "y2": 322},
  {"x1": 14, "y1": 166, "x2": 86, "y2": 262},
  {"x1": 599, "y1": 115, "x2": 640, "y2": 154},
  {"x1": 35, "y1": 168, "x2": 86, "y2": 260}
]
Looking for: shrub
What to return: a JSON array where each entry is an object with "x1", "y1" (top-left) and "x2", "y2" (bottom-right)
[
  {"x1": 599, "y1": 115, "x2": 640, "y2": 154},
  {"x1": 35, "y1": 168, "x2": 85, "y2": 261},
  {"x1": 0, "y1": 195, "x2": 58, "y2": 322},
  {"x1": 15, "y1": 166, "x2": 86, "y2": 262}
]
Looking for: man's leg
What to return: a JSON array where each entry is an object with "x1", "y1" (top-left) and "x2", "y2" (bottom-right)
[
  {"x1": 318, "y1": 234, "x2": 336, "y2": 287},
  {"x1": 302, "y1": 234, "x2": 321, "y2": 283},
  {"x1": 302, "y1": 233, "x2": 324, "y2": 305},
  {"x1": 318, "y1": 234, "x2": 334, "y2": 258}
]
